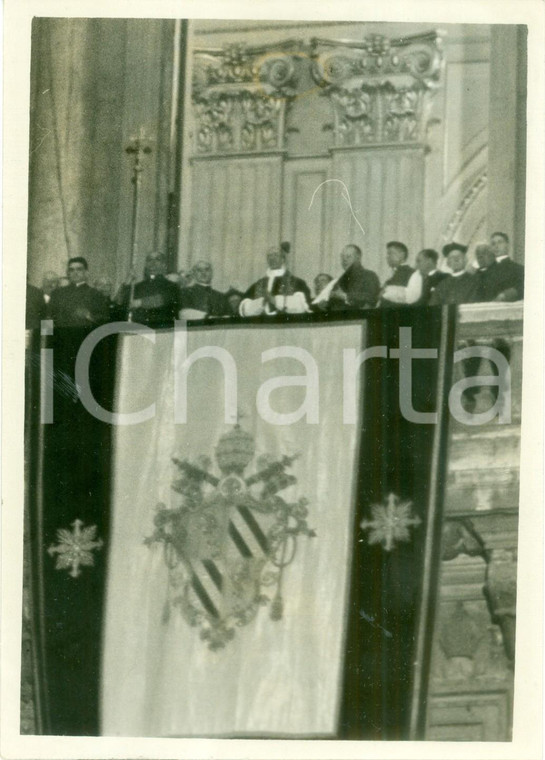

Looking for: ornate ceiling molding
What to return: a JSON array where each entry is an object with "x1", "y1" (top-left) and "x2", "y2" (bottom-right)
[
  {"x1": 192, "y1": 43, "x2": 304, "y2": 156},
  {"x1": 190, "y1": 32, "x2": 444, "y2": 155},
  {"x1": 310, "y1": 32, "x2": 443, "y2": 148}
]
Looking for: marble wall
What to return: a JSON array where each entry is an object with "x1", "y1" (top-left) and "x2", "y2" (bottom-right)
[{"x1": 177, "y1": 21, "x2": 526, "y2": 290}]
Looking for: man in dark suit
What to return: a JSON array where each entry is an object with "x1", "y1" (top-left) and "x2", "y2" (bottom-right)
[
  {"x1": 430, "y1": 243, "x2": 477, "y2": 305},
  {"x1": 41, "y1": 270, "x2": 60, "y2": 316},
  {"x1": 49, "y1": 257, "x2": 109, "y2": 327},
  {"x1": 325, "y1": 244, "x2": 380, "y2": 310},
  {"x1": 240, "y1": 246, "x2": 311, "y2": 316},
  {"x1": 26, "y1": 282, "x2": 47, "y2": 329},
  {"x1": 180, "y1": 260, "x2": 228, "y2": 319},
  {"x1": 380, "y1": 241, "x2": 414, "y2": 306},
  {"x1": 117, "y1": 251, "x2": 181, "y2": 327},
  {"x1": 413, "y1": 248, "x2": 450, "y2": 305},
  {"x1": 488, "y1": 231, "x2": 524, "y2": 301},
  {"x1": 473, "y1": 243, "x2": 499, "y2": 302}
]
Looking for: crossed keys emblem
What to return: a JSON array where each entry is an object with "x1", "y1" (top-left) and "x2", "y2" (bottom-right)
[{"x1": 145, "y1": 425, "x2": 315, "y2": 650}]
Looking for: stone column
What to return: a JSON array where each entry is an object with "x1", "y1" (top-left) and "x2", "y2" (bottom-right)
[{"x1": 487, "y1": 25, "x2": 527, "y2": 263}]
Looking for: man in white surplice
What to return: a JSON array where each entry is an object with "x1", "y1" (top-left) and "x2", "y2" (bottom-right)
[{"x1": 239, "y1": 246, "x2": 311, "y2": 316}]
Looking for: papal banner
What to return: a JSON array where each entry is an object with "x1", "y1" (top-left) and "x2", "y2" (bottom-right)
[{"x1": 24, "y1": 307, "x2": 456, "y2": 739}]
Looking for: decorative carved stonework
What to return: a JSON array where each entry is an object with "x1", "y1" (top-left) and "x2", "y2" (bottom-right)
[
  {"x1": 194, "y1": 42, "x2": 300, "y2": 90},
  {"x1": 441, "y1": 519, "x2": 517, "y2": 666},
  {"x1": 191, "y1": 33, "x2": 443, "y2": 154},
  {"x1": 310, "y1": 33, "x2": 443, "y2": 147},
  {"x1": 439, "y1": 601, "x2": 485, "y2": 661},
  {"x1": 441, "y1": 519, "x2": 484, "y2": 561},
  {"x1": 432, "y1": 600, "x2": 510, "y2": 684},
  {"x1": 442, "y1": 172, "x2": 488, "y2": 243},
  {"x1": 192, "y1": 43, "x2": 302, "y2": 155},
  {"x1": 484, "y1": 549, "x2": 517, "y2": 663},
  {"x1": 193, "y1": 89, "x2": 284, "y2": 154},
  {"x1": 310, "y1": 34, "x2": 442, "y2": 84}
]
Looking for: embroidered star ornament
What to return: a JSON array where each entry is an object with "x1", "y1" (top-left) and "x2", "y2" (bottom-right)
[
  {"x1": 48, "y1": 520, "x2": 104, "y2": 578},
  {"x1": 360, "y1": 493, "x2": 421, "y2": 551}
]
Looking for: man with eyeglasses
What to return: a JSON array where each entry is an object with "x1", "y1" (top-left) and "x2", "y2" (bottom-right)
[{"x1": 49, "y1": 257, "x2": 109, "y2": 327}]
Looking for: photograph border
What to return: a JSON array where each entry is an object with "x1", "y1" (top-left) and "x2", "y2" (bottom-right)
[{"x1": 2, "y1": 1, "x2": 544, "y2": 758}]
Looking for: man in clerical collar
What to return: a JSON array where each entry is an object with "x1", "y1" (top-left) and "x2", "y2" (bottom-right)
[
  {"x1": 180, "y1": 260, "x2": 228, "y2": 319},
  {"x1": 49, "y1": 257, "x2": 109, "y2": 327},
  {"x1": 473, "y1": 243, "x2": 498, "y2": 302},
  {"x1": 430, "y1": 242, "x2": 477, "y2": 305},
  {"x1": 488, "y1": 231, "x2": 524, "y2": 301},
  {"x1": 413, "y1": 248, "x2": 450, "y2": 305},
  {"x1": 239, "y1": 246, "x2": 311, "y2": 316},
  {"x1": 379, "y1": 241, "x2": 415, "y2": 306},
  {"x1": 313, "y1": 244, "x2": 380, "y2": 311},
  {"x1": 117, "y1": 251, "x2": 181, "y2": 327}
]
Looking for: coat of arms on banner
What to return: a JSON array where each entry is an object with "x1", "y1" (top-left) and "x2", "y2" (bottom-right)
[{"x1": 145, "y1": 425, "x2": 315, "y2": 649}]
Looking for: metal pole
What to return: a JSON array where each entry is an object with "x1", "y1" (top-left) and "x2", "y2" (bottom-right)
[{"x1": 125, "y1": 130, "x2": 152, "y2": 320}]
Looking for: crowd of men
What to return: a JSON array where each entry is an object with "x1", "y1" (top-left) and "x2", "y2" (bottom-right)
[{"x1": 25, "y1": 232, "x2": 524, "y2": 329}]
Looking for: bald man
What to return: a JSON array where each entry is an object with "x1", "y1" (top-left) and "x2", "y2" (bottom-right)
[
  {"x1": 116, "y1": 251, "x2": 180, "y2": 326},
  {"x1": 180, "y1": 260, "x2": 228, "y2": 319}
]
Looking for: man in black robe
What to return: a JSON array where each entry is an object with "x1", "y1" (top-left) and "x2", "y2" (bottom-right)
[
  {"x1": 413, "y1": 248, "x2": 450, "y2": 305},
  {"x1": 180, "y1": 260, "x2": 227, "y2": 319},
  {"x1": 315, "y1": 244, "x2": 380, "y2": 311},
  {"x1": 49, "y1": 257, "x2": 109, "y2": 327},
  {"x1": 41, "y1": 270, "x2": 60, "y2": 317},
  {"x1": 240, "y1": 247, "x2": 311, "y2": 316},
  {"x1": 430, "y1": 243, "x2": 478, "y2": 305},
  {"x1": 379, "y1": 241, "x2": 415, "y2": 307},
  {"x1": 488, "y1": 231, "x2": 524, "y2": 301},
  {"x1": 116, "y1": 252, "x2": 180, "y2": 327},
  {"x1": 26, "y1": 282, "x2": 46, "y2": 329},
  {"x1": 473, "y1": 243, "x2": 499, "y2": 302}
]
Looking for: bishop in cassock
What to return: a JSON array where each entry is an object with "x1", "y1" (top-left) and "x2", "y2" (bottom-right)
[
  {"x1": 116, "y1": 251, "x2": 181, "y2": 327},
  {"x1": 180, "y1": 260, "x2": 228, "y2": 319}
]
